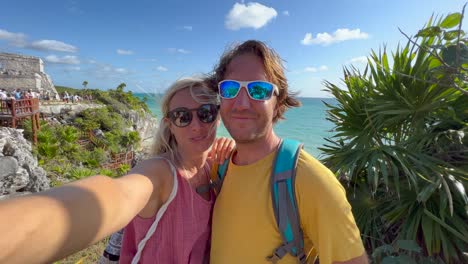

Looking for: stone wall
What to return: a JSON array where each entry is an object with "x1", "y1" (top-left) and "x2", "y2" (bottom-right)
[
  {"x1": 40, "y1": 102, "x2": 105, "y2": 116},
  {"x1": 0, "y1": 53, "x2": 58, "y2": 97}
]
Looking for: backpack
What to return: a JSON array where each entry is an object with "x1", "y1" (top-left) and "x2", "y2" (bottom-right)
[{"x1": 211, "y1": 138, "x2": 307, "y2": 264}]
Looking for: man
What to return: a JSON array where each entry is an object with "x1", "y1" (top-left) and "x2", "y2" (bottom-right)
[{"x1": 209, "y1": 40, "x2": 367, "y2": 264}]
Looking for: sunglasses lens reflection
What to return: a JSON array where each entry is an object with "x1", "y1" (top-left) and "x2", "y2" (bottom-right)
[
  {"x1": 219, "y1": 81, "x2": 275, "y2": 100},
  {"x1": 168, "y1": 104, "x2": 218, "y2": 127}
]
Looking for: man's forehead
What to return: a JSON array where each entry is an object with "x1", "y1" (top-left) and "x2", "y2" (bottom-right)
[{"x1": 225, "y1": 54, "x2": 268, "y2": 80}]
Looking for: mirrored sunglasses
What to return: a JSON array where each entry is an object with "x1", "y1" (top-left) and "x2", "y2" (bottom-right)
[
  {"x1": 218, "y1": 80, "x2": 279, "y2": 101},
  {"x1": 166, "y1": 103, "x2": 219, "y2": 127}
]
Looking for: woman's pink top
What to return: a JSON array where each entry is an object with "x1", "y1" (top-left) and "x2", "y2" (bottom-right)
[{"x1": 120, "y1": 165, "x2": 214, "y2": 264}]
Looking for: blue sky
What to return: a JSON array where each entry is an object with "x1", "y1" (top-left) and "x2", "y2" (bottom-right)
[{"x1": 0, "y1": 0, "x2": 465, "y2": 97}]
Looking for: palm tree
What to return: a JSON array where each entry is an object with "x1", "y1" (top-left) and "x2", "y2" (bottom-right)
[
  {"x1": 321, "y1": 10, "x2": 467, "y2": 263},
  {"x1": 82, "y1": 81, "x2": 88, "y2": 89}
]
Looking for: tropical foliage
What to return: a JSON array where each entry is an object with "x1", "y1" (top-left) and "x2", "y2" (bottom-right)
[
  {"x1": 321, "y1": 8, "x2": 468, "y2": 263},
  {"x1": 25, "y1": 82, "x2": 147, "y2": 186}
]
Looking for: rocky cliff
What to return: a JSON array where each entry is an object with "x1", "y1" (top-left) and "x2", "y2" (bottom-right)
[
  {"x1": 0, "y1": 127, "x2": 49, "y2": 199},
  {"x1": 123, "y1": 110, "x2": 157, "y2": 152}
]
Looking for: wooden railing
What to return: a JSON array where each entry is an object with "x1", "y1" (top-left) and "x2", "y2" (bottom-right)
[
  {"x1": 77, "y1": 130, "x2": 135, "y2": 170},
  {"x1": 0, "y1": 98, "x2": 41, "y2": 143},
  {"x1": 102, "y1": 151, "x2": 134, "y2": 170},
  {"x1": 0, "y1": 98, "x2": 39, "y2": 116}
]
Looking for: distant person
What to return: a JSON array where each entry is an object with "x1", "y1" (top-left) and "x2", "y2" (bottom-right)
[
  {"x1": 0, "y1": 77, "x2": 234, "y2": 264},
  {"x1": 26, "y1": 89, "x2": 33, "y2": 99},
  {"x1": 14, "y1": 89, "x2": 21, "y2": 100},
  {"x1": 0, "y1": 89, "x2": 6, "y2": 100},
  {"x1": 208, "y1": 40, "x2": 368, "y2": 264},
  {"x1": 63, "y1": 91, "x2": 69, "y2": 103},
  {"x1": 5, "y1": 92, "x2": 15, "y2": 113}
]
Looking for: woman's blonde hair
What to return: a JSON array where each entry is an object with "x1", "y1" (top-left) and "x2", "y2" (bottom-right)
[{"x1": 151, "y1": 77, "x2": 219, "y2": 160}]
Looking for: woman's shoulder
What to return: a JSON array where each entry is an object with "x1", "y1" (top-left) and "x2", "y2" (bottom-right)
[{"x1": 131, "y1": 154, "x2": 176, "y2": 182}]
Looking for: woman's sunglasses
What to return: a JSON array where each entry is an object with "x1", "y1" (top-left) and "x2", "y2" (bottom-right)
[
  {"x1": 166, "y1": 104, "x2": 219, "y2": 127},
  {"x1": 218, "y1": 80, "x2": 279, "y2": 101}
]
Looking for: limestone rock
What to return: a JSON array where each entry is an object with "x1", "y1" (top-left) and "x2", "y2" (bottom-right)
[
  {"x1": 0, "y1": 156, "x2": 18, "y2": 179},
  {"x1": 0, "y1": 127, "x2": 50, "y2": 196}
]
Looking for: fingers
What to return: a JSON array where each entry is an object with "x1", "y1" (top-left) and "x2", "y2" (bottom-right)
[
  {"x1": 214, "y1": 137, "x2": 235, "y2": 164},
  {"x1": 224, "y1": 138, "x2": 235, "y2": 160},
  {"x1": 208, "y1": 137, "x2": 219, "y2": 160},
  {"x1": 217, "y1": 137, "x2": 229, "y2": 164}
]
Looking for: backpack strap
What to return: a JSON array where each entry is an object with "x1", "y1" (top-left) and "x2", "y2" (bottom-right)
[
  {"x1": 267, "y1": 139, "x2": 306, "y2": 264},
  {"x1": 195, "y1": 156, "x2": 230, "y2": 195},
  {"x1": 210, "y1": 156, "x2": 230, "y2": 196}
]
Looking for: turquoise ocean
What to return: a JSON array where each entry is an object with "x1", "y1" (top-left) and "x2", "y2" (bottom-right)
[{"x1": 135, "y1": 94, "x2": 336, "y2": 158}]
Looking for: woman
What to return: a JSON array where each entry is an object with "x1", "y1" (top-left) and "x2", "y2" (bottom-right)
[
  {"x1": 118, "y1": 77, "x2": 231, "y2": 264},
  {"x1": 0, "y1": 77, "x2": 234, "y2": 264}
]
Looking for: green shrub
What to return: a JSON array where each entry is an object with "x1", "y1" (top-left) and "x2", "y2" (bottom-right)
[
  {"x1": 122, "y1": 131, "x2": 141, "y2": 149},
  {"x1": 37, "y1": 141, "x2": 59, "y2": 159},
  {"x1": 322, "y1": 10, "x2": 468, "y2": 263},
  {"x1": 117, "y1": 164, "x2": 131, "y2": 176},
  {"x1": 98, "y1": 168, "x2": 116, "y2": 177},
  {"x1": 69, "y1": 167, "x2": 96, "y2": 180},
  {"x1": 57, "y1": 126, "x2": 79, "y2": 143}
]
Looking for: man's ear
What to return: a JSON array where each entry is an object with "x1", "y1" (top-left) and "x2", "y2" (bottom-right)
[{"x1": 273, "y1": 100, "x2": 280, "y2": 121}]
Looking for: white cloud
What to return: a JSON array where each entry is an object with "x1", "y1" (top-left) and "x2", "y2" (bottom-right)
[
  {"x1": 117, "y1": 49, "x2": 134, "y2": 55},
  {"x1": 283, "y1": 10, "x2": 289, "y2": 16},
  {"x1": 45, "y1": 55, "x2": 80, "y2": 65},
  {"x1": 157, "y1": 66, "x2": 168, "y2": 72},
  {"x1": 183, "y1": 26, "x2": 193, "y2": 31},
  {"x1": 304, "y1": 65, "x2": 328, "y2": 73},
  {"x1": 225, "y1": 2, "x2": 277, "y2": 30},
  {"x1": 30, "y1": 40, "x2": 78, "y2": 52},
  {"x1": 177, "y1": 49, "x2": 190, "y2": 54},
  {"x1": 168, "y1": 48, "x2": 191, "y2": 54},
  {"x1": 347, "y1": 56, "x2": 368, "y2": 64},
  {"x1": 301, "y1": 28, "x2": 369, "y2": 46},
  {"x1": 115, "y1": 68, "x2": 128, "y2": 73},
  {"x1": 137, "y1": 58, "x2": 157, "y2": 62},
  {"x1": 0, "y1": 29, "x2": 27, "y2": 47},
  {"x1": 65, "y1": 66, "x2": 81, "y2": 72},
  {"x1": 304, "y1": 67, "x2": 318, "y2": 73}
]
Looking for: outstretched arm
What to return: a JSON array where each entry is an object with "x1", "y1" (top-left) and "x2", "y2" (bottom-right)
[{"x1": 0, "y1": 170, "x2": 154, "y2": 263}]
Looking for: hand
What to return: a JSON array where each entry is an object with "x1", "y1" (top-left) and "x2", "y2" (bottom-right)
[{"x1": 208, "y1": 137, "x2": 236, "y2": 164}]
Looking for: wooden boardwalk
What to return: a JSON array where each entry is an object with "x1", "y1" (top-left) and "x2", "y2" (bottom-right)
[{"x1": 0, "y1": 98, "x2": 41, "y2": 143}]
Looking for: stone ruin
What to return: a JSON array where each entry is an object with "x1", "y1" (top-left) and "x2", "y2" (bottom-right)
[{"x1": 0, "y1": 52, "x2": 59, "y2": 98}]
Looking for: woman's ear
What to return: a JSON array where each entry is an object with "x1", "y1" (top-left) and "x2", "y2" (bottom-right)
[{"x1": 164, "y1": 117, "x2": 173, "y2": 131}]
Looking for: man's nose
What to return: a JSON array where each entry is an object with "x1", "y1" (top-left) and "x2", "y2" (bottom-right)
[{"x1": 232, "y1": 87, "x2": 250, "y2": 110}]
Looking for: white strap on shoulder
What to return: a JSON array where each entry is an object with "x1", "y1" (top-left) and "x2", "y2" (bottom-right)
[{"x1": 131, "y1": 157, "x2": 178, "y2": 264}]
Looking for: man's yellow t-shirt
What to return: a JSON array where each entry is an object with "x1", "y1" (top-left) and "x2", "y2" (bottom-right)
[{"x1": 210, "y1": 149, "x2": 365, "y2": 264}]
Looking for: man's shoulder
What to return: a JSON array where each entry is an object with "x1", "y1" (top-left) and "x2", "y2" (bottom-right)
[
  {"x1": 295, "y1": 149, "x2": 344, "y2": 192},
  {"x1": 296, "y1": 149, "x2": 332, "y2": 175}
]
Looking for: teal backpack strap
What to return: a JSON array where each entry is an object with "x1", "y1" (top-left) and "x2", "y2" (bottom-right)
[
  {"x1": 196, "y1": 157, "x2": 230, "y2": 195},
  {"x1": 211, "y1": 157, "x2": 230, "y2": 195},
  {"x1": 267, "y1": 139, "x2": 306, "y2": 264}
]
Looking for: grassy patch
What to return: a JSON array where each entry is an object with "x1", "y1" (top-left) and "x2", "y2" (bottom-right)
[{"x1": 55, "y1": 238, "x2": 108, "y2": 264}]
